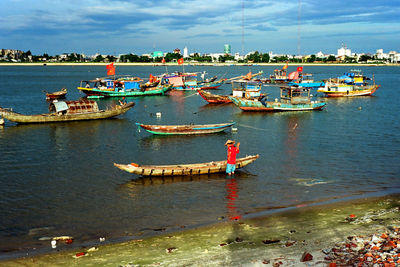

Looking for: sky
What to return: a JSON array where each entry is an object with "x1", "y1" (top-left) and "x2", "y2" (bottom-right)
[{"x1": 1, "y1": 0, "x2": 399, "y2": 56}]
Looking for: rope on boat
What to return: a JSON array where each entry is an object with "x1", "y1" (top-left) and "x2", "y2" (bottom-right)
[{"x1": 236, "y1": 123, "x2": 271, "y2": 132}]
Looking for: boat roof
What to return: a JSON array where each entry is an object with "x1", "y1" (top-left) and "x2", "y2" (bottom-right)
[
  {"x1": 232, "y1": 79, "x2": 262, "y2": 84},
  {"x1": 52, "y1": 101, "x2": 69, "y2": 113}
]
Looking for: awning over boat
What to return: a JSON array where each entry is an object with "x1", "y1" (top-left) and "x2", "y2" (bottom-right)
[
  {"x1": 52, "y1": 101, "x2": 69, "y2": 113},
  {"x1": 124, "y1": 81, "x2": 140, "y2": 89},
  {"x1": 168, "y1": 76, "x2": 184, "y2": 86}
]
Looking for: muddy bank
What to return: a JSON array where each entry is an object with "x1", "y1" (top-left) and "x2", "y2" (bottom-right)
[{"x1": 2, "y1": 194, "x2": 399, "y2": 266}]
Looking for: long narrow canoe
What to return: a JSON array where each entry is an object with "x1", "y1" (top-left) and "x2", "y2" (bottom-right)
[
  {"x1": 197, "y1": 90, "x2": 232, "y2": 104},
  {"x1": 136, "y1": 122, "x2": 235, "y2": 135},
  {"x1": 0, "y1": 102, "x2": 135, "y2": 124},
  {"x1": 114, "y1": 155, "x2": 259, "y2": 176}
]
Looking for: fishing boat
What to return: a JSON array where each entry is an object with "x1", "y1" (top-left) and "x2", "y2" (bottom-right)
[
  {"x1": 197, "y1": 90, "x2": 232, "y2": 104},
  {"x1": 229, "y1": 85, "x2": 326, "y2": 112},
  {"x1": 0, "y1": 100, "x2": 135, "y2": 124},
  {"x1": 136, "y1": 122, "x2": 235, "y2": 135},
  {"x1": 77, "y1": 76, "x2": 172, "y2": 98},
  {"x1": 163, "y1": 72, "x2": 225, "y2": 91},
  {"x1": 114, "y1": 154, "x2": 259, "y2": 176},
  {"x1": 44, "y1": 88, "x2": 67, "y2": 100},
  {"x1": 317, "y1": 70, "x2": 379, "y2": 97}
]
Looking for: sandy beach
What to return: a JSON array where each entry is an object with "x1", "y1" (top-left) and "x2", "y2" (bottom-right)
[{"x1": 1, "y1": 193, "x2": 399, "y2": 266}]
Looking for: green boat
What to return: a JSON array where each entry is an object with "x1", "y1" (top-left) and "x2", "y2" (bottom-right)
[{"x1": 77, "y1": 77, "x2": 172, "y2": 97}]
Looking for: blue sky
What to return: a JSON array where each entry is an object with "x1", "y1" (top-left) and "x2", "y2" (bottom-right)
[{"x1": 1, "y1": 0, "x2": 399, "y2": 56}]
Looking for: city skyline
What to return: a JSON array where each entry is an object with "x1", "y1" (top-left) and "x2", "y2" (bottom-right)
[{"x1": 1, "y1": 0, "x2": 399, "y2": 56}]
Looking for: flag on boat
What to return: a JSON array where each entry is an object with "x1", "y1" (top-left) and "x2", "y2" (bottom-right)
[
  {"x1": 106, "y1": 63, "x2": 115, "y2": 76},
  {"x1": 244, "y1": 71, "x2": 252, "y2": 80},
  {"x1": 288, "y1": 71, "x2": 299, "y2": 80},
  {"x1": 149, "y1": 74, "x2": 154, "y2": 83},
  {"x1": 161, "y1": 57, "x2": 166, "y2": 64},
  {"x1": 282, "y1": 62, "x2": 288, "y2": 70},
  {"x1": 297, "y1": 66, "x2": 303, "y2": 72},
  {"x1": 178, "y1": 58, "x2": 184, "y2": 65}
]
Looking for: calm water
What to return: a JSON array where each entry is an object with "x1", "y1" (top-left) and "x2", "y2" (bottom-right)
[{"x1": 0, "y1": 65, "x2": 399, "y2": 258}]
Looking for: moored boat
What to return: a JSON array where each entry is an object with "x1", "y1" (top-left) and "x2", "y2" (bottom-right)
[
  {"x1": 197, "y1": 90, "x2": 232, "y2": 104},
  {"x1": 44, "y1": 88, "x2": 67, "y2": 100},
  {"x1": 317, "y1": 70, "x2": 380, "y2": 97},
  {"x1": 136, "y1": 122, "x2": 235, "y2": 135},
  {"x1": 230, "y1": 85, "x2": 326, "y2": 112},
  {"x1": 114, "y1": 154, "x2": 259, "y2": 176},
  {"x1": 162, "y1": 72, "x2": 225, "y2": 90},
  {"x1": 77, "y1": 76, "x2": 172, "y2": 97},
  {"x1": 0, "y1": 100, "x2": 134, "y2": 124}
]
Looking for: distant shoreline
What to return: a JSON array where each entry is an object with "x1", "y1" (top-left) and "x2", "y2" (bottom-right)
[{"x1": 0, "y1": 62, "x2": 399, "y2": 67}]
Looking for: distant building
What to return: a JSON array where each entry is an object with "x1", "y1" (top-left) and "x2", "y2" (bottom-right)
[
  {"x1": 183, "y1": 47, "x2": 188, "y2": 58},
  {"x1": 224, "y1": 44, "x2": 231, "y2": 55},
  {"x1": 337, "y1": 43, "x2": 352, "y2": 57},
  {"x1": 152, "y1": 51, "x2": 163, "y2": 58},
  {"x1": 173, "y1": 48, "x2": 181, "y2": 54},
  {"x1": 376, "y1": 49, "x2": 388, "y2": 60}
]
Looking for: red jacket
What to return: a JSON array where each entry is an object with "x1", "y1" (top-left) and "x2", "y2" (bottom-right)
[{"x1": 227, "y1": 145, "x2": 239, "y2": 164}]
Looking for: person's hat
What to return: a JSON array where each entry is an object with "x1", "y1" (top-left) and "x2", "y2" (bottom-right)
[{"x1": 225, "y1": 140, "x2": 235, "y2": 146}]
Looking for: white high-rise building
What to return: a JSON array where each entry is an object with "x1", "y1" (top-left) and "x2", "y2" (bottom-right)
[
  {"x1": 337, "y1": 43, "x2": 351, "y2": 57},
  {"x1": 183, "y1": 47, "x2": 188, "y2": 58}
]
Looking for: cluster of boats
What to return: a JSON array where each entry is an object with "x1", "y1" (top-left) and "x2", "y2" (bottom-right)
[{"x1": 0, "y1": 67, "x2": 380, "y2": 177}]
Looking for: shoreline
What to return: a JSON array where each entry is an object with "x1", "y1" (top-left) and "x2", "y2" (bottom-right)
[
  {"x1": 0, "y1": 62, "x2": 399, "y2": 67},
  {"x1": 2, "y1": 192, "x2": 399, "y2": 266}
]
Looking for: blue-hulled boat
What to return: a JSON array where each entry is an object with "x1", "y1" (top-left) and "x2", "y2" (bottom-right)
[{"x1": 229, "y1": 85, "x2": 326, "y2": 112}]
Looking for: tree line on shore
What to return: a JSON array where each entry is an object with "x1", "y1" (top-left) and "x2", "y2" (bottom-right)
[{"x1": 0, "y1": 49, "x2": 383, "y2": 64}]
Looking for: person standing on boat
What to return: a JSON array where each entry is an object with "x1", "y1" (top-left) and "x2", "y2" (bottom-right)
[{"x1": 225, "y1": 140, "x2": 240, "y2": 176}]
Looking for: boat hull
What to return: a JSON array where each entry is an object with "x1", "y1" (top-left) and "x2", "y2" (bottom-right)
[
  {"x1": 197, "y1": 90, "x2": 232, "y2": 104},
  {"x1": 0, "y1": 103, "x2": 135, "y2": 124},
  {"x1": 77, "y1": 85, "x2": 171, "y2": 97},
  {"x1": 136, "y1": 122, "x2": 235, "y2": 135},
  {"x1": 173, "y1": 80, "x2": 225, "y2": 91},
  {"x1": 114, "y1": 155, "x2": 259, "y2": 176},
  {"x1": 229, "y1": 97, "x2": 326, "y2": 112},
  {"x1": 317, "y1": 85, "x2": 379, "y2": 97}
]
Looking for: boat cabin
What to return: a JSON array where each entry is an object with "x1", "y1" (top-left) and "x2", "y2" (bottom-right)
[
  {"x1": 232, "y1": 80, "x2": 262, "y2": 99},
  {"x1": 80, "y1": 76, "x2": 144, "y2": 92},
  {"x1": 49, "y1": 100, "x2": 99, "y2": 115},
  {"x1": 280, "y1": 86, "x2": 311, "y2": 104},
  {"x1": 163, "y1": 72, "x2": 198, "y2": 88}
]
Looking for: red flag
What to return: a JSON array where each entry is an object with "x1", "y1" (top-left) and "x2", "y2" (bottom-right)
[
  {"x1": 178, "y1": 58, "x2": 184, "y2": 65},
  {"x1": 288, "y1": 71, "x2": 299, "y2": 80},
  {"x1": 106, "y1": 63, "x2": 115, "y2": 75},
  {"x1": 107, "y1": 67, "x2": 115, "y2": 76},
  {"x1": 282, "y1": 62, "x2": 288, "y2": 70},
  {"x1": 244, "y1": 71, "x2": 252, "y2": 80},
  {"x1": 149, "y1": 74, "x2": 154, "y2": 83},
  {"x1": 297, "y1": 66, "x2": 303, "y2": 72},
  {"x1": 161, "y1": 57, "x2": 166, "y2": 64}
]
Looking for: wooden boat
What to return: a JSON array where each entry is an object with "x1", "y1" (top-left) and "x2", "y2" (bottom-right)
[
  {"x1": 44, "y1": 88, "x2": 67, "y2": 100},
  {"x1": 229, "y1": 85, "x2": 326, "y2": 112},
  {"x1": 136, "y1": 122, "x2": 235, "y2": 135},
  {"x1": 163, "y1": 72, "x2": 225, "y2": 90},
  {"x1": 0, "y1": 100, "x2": 135, "y2": 124},
  {"x1": 77, "y1": 77, "x2": 172, "y2": 97},
  {"x1": 197, "y1": 90, "x2": 232, "y2": 104},
  {"x1": 317, "y1": 70, "x2": 380, "y2": 97},
  {"x1": 114, "y1": 154, "x2": 259, "y2": 176}
]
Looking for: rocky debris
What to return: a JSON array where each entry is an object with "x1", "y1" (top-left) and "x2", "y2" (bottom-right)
[
  {"x1": 166, "y1": 247, "x2": 177, "y2": 253},
  {"x1": 300, "y1": 251, "x2": 313, "y2": 262},
  {"x1": 262, "y1": 239, "x2": 280, "y2": 245},
  {"x1": 323, "y1": 227, "x2": 400, "y2": 265}
]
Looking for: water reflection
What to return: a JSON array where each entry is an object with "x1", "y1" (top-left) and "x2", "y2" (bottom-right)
[{"x1": 225, "y1": 178, "x2": 241, "y2": 220}]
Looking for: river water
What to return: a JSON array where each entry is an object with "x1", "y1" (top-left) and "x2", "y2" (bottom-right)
[{"x1": 0, "y1": 65, "x2": 399, "y2": 259}]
